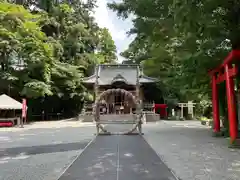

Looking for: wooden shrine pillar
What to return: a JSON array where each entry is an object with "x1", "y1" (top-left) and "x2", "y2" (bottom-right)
[
  {"x1": 211, "y1": 74, "x2": 220, "y2": 132},
  {"x1": 136, "y1": 66, "x2": 142, "y2": 134},
  {"x1": 94, "y1": 65, "x2": 101, "y2": 134},
  {"x1": 225, "y1": 64, "x2": 238, "y2": 142},
  {"x1": 180, "y1": 104, "x2": 184, "y2": 119}
]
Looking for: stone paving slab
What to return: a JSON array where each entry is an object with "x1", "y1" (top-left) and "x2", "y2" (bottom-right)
[
  {"x1": 143, "y1": 121, "x2": 240, "y2": 180},
  {"x1": 59, "y1": 136, "x2": 118, "y2": 180},
  {"x1": 59, "y1": 135, "x2": 177, "y2": 180},
  {"x1": 118, "y1": 135, "x2": 177, "y2": 180}
]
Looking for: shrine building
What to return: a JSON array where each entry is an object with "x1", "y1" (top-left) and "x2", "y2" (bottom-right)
[{"x1": 82, "y1": 64, "x2": 161, "y2": 114}]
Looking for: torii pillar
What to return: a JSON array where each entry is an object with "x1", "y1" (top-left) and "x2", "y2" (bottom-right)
[
  {"x1": 225, "y1": 64, "x2": 238, "y2": 143},
  {"x1": 209, "y1": 50, "x2": 240, "y2": 146},
  {"x1": 211, "y1": 73, "x2": 220, "y2": 133}
]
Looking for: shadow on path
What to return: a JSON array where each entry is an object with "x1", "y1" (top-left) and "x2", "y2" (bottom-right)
[{"x1": 0, "y1": 141, "x2": 89, "y2": 157}]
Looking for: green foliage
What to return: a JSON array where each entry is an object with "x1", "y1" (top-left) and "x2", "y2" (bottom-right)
[
  {"x1": 0, "y1": 2, "x2": 54, "y2": 98},
  {"x1": 96, "y1": 28, "x2": 117, "y2": 63},
  {"x1": 0, "y1": 1, "x2": 117, "y2": 117},
  {"x1": 108, "y1": 0, "x2": 239, "y2": 106}
]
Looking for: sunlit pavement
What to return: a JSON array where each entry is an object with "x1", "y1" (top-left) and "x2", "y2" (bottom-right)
[
  {"x1": 0, "y1": 121, "x2": 96, "y2": 180},
  {"x1": 0, "y1": 120, "x2": 240, "y2": 180},
  {"x1": 144, "y1": 121, "x2": 240, "y2": 180}
]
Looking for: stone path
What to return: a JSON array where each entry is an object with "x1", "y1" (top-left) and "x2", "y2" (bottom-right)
[{"x1": 59, "y1": 135, "x2": 177, "y2": 180}]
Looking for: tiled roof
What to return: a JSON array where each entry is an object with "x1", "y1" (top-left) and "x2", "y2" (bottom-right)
[{"x1": 82, "y1": 64, "x2": 157, "y2": 85}]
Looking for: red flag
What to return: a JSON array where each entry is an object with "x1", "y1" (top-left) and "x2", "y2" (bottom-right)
[{"x1": 22, "y1": 99, "x2": 27, "y2": 118}]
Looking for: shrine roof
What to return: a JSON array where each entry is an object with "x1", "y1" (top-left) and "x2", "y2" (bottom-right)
[{"x1": 82, "y1": 64, "x2": 157, "y2": 85}]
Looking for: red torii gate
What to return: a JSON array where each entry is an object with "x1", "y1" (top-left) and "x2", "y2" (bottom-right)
[{"x1": 209, "y1": 50, "x2": 240, "y2": 144}]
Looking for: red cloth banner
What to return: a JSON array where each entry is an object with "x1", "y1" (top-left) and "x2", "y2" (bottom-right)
[
  {"x1": 154, "y1": 104, "x2": 167, "y2": 117},
  {"x1": 22, "y1": 99, "x2": 27, "y2": 118},
  {"x1": 0, "y1": 122, "x2": 13, "y2": 127}
]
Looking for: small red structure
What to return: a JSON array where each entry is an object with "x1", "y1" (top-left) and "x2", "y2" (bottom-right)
[
  {"x1": 153, "y1": 104, "x2": 168, "y2": 118},
  {"x1": 209, "y1": 50, "x2": 240, "y2": 143},
  {"x1": 0, "y1": 122, "x2": 13, "y2": 127}
]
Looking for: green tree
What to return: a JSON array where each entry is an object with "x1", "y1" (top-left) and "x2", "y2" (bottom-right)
[
  {"x1": 0, "y1": 2, "x2": 54, "y2": 98},
  {"x1": 0, "y1": 1, "x2": 117, "y2": 119},
  {"x1": 108, "y1": 0, "x2": 235, "y2": 102},
  {"x1": 96, "y1": 28, "x2": 117, "y2": 64}
]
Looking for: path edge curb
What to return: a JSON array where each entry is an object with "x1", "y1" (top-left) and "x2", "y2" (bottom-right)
[
  {"x1": 141, "y1": 135, "x2": 181, "y2": 180},
  {"x1": 56, "y1": 135, "x2": 97, "y2": 180}
]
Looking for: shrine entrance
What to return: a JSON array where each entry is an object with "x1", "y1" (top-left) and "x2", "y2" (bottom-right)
[
  {"x1": 209, "y1": 50, "x2": 240, "y2": 146},
  {"x1": 93, "y1": 88, "x2": 143, "y2": 135}
]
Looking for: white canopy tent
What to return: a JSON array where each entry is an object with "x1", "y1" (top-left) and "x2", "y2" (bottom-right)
[
  {"x1": 0, "y1": 94, "x2": 23, "y2": 110},
  {"x1": 0, "y1": 94, "x2": 26, "y2": 126}
]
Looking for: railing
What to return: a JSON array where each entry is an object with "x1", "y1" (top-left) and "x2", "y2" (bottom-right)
[
  {"x1": 98, "y1": 114, "x2": 137, "y2": 124},
  {"x1": 82, "y1": 102, "x2": 155, "y2": 114}
]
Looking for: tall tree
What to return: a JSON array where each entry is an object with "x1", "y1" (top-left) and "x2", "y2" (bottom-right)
[
  {"x1": 0, "y1": 1, "x2": 117, "y2": 119},
  {"x1": 108, "y1": 0, "x2": 235, "y2": 103},
  {"x1": 96, "y1": 28, "x2": 117, "y2": 64}
]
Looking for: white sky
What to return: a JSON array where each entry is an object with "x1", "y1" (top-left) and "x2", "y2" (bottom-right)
[{"x1": 93, "y1": 0, "x2": 135, "y2": 63}]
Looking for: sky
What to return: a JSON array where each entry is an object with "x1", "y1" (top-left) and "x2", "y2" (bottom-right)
[{"x1": 93, "y1": 0, "x2": 135, "y2": 63}]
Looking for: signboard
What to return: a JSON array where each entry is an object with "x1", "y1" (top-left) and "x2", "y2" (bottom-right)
[
  {"x1": 22, "y1": 99, "x2": 27, "y2": 118},
  {"x1": 188, "y1": 101, "x2": 193, "y2": 115}
]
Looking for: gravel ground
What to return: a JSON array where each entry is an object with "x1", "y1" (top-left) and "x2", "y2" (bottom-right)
[
  {"x1": 0, "y1": 121, "x2": 96, "y2": 180},
  {"x1": 0, "y1": 121, "x2": 95, "y2": 148},
  {"x1": 0, "y1": 150, "x2": 81, "y2": 180},
  {"x1": 1, "y1": 120, "x2": 240, "y2": 180},
  {"x1": 144, "y1": 121, "x2": 240, "y2": 180}
]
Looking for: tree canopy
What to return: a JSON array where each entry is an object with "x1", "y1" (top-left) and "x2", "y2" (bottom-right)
[
  {"x1": 0, "y1": 0, "x2": 117, "y2": 118},
  {"x1": 108, "y1": 0, "x2": 239, "y2": 106}
]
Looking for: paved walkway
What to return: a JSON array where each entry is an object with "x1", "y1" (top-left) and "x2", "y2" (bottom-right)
[
  {"x1": 59, "y1": 135, "x2": 177, "y2": 180},
  {"x1": 0, "y1": 120, "x2": 240, "y2": 180}
]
